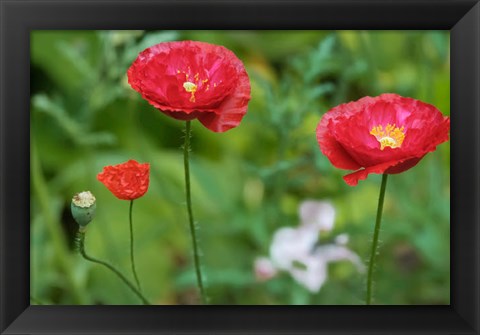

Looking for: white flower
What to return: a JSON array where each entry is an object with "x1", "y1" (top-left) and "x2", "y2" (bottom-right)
[
  {"x1": 299, "y1": 200, "x2": 335, "y2": 232},
  {"x1": 289, "y1": 254, "x2": 328, "y2": 293},
  {"x1": 269, "y1": 225, "x2": 318, "y2": 270},
  {"x1": 315, "y1": 244, "x2": 365, "y2": 273},
  {"x1": 256, "y1": 200, "x2": 364, "y2": 293},
  {"x1": 286, "y1": 244, "x2": 365, "y2": 293},
  {"x1": 334, "y1": 233, "x2": 349, "y2": 245}
]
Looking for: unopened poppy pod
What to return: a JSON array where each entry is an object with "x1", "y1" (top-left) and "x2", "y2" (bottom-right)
[
  {"x1": 316, "y1": 93, "x2": 450, "y2": 186},
  {"x1": 71, "y1": 191, "x2": 96, "y2": 228}
]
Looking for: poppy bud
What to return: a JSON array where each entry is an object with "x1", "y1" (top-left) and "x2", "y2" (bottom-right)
[{"x1": 71, "y1": 191, "x2": 96, "y2": 229}]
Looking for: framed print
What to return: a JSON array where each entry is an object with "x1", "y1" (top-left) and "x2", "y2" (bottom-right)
[{"x1": 1, "y1": 0, "x2": 479, "y2": 334}]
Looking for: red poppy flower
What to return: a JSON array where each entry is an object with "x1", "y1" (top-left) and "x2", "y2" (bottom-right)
[
  {"x1": 97, "y1": 160, "x2": 150, "y2": 200},
  {"x1": 127, "y1": 40, "x2": 251, "y2": 133},
  {"x1": 316, "y1": 93, "x2": 450, "y2": 186}
]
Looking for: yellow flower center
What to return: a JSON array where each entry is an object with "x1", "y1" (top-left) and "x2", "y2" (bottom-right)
[
  {"x1": 183, "y1": 81, "x2": 198, "y2": 102},
  {"x1": 177, "y1": 69, "x2": 211, "y2": 103},
  {"x1": 370, "y1": 123, "x2": 405, "y2": 150}
]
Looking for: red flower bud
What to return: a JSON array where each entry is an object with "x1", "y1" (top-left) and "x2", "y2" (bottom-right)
[
  {"x1": 97, "y1": 160, "x2": 150, "y2": 200},
  {"x1": 127, "y1": 40, "x2": 251, "y2": 133},
  {"x1": 316, "y1": 94, "x2": 450, "y2": 186}
]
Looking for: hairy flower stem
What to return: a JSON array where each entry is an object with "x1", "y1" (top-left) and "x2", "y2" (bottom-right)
[
  {"x1": 129, "y1": 200, "x2": 141, "y2": 291},
  {"x1": 76, "y1": 230, "x2": 150, "y2": 305},
  {"x1": 183, "y1": 120, "x2": 206, "y2": 304},
  {"x1": 366, "y1": 173, "x2": 388, "y2": 305}
]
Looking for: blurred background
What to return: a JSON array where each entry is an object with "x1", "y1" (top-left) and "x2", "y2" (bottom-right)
[{"x1": 30, "y1": 30, "x2": 450, "y2": 305}]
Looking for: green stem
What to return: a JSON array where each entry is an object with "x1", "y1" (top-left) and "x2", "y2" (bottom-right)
[
  {"x1": 129, "y1": 200, "x2": 141, "y2": 291},
  {"x1": 366, "y1": 173, "x2": 388, "y2": 305},
  {"x1": 183, "y1": 120, "x2": 206, "y2": 304},
  {"x1": 77, "y1": 230, "x2": 150, "y2": 305}
]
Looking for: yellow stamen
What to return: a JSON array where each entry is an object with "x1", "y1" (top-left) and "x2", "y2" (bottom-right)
[
  {"x1": 370, "y1": 123, "x2": 405, "y2": 150},
  {"x1": 178, "y1": 68, "x2": 212, "y2": 102},
  {"x1": 183, "y1": 81, "x2": 197, "y2": 102}
]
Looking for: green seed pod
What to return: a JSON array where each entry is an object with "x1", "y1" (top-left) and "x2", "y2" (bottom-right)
[{"x1": 71, "y1": 191, "x2": 96, "y2": 228}]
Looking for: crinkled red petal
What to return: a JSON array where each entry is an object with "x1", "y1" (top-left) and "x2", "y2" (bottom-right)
[{"x1": 97, "y1": 160, "x2": 150, "y2": 200}]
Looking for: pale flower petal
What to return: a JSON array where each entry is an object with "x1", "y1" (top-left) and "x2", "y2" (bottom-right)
[
  {"x1": 289, "y1": 255, "x2": 327, "y2": 293},
  {"x1": 254, "y1": 257, "x2": 278, "y2": 281},
  {"x1": 334, "y1": 233, "x2": 349, "y2": 245},
  {"x1": 299, "y1": 200, "x2": 336, "y2": 231},
  {"x1": 269, "y1": 226, "x2": 318, "y2": 270},
  {"x1": 315, "y1": 244, "x2": 365, "y2": 273}
]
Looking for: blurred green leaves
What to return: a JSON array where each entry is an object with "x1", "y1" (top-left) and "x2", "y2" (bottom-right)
[{"x1": 32, "y1": 94, "x2": 116, "y2": 147}]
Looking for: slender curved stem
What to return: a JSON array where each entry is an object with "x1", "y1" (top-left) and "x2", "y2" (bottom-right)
[
  {"x1": 129, "y1": 200, "x2": 141, "y2": 291},
  {"x1": 77, "y1": 231, "x2": 150, "y2": 305},
  {"x1": 183, "y1": 120, "x2": 206, "y2": 304},
  {"x1": 366, "y1": 173, "x2": 388, "y2": 305}
]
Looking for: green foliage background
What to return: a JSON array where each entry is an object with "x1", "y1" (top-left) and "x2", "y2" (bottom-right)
[{"x1": 30, "y1": 30, "x2": 450, "y2": 305}]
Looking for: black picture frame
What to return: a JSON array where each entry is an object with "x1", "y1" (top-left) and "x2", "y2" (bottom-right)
[{"x1": 1, "y1": 0, "x2": 479, "y2": 334}]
